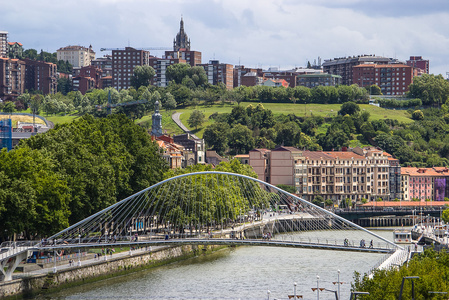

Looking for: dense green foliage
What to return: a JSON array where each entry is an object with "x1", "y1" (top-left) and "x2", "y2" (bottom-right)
[
  {"x1": 408, "y1": 74, "x2": 449, "y2": 106},
  {"x1": 0, "y1": 114, "x2": 168, "y2": 240},
  {"x1": 352, "y1": 249, "x2": 449, "y2": 299}
]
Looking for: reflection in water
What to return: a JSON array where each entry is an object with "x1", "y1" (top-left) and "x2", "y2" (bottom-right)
[{"x1": 38, "y1": 229, "x2": 395, "y2": 300}]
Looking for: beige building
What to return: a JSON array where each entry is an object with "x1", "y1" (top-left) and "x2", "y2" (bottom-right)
[
  {"x1": 56, "y1": 45, "x2": 95, "y2": 68},
  {"x1": 249, "y1": 146, "x2": 391, "y2": 204},
  {"x1": 249, "y1": 149, "x2": 271, "y2": 183}
]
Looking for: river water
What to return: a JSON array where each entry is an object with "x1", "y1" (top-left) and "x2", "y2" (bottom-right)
[{"x1": 37, "y1": 229, "x2": 396, "y2": 300}]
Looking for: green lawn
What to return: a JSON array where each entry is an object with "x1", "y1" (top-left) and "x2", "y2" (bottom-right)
[
  {"x1": 41, "y1": 101, "x2": 412, "y2": 139},
  {"x1": 175, "y1": 102, "x2": 412, "y2": 138}
]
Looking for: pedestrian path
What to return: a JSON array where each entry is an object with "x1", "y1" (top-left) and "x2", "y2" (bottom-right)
[{"x1": 171, "y1": 112, "x2": 200, "y2": 139}]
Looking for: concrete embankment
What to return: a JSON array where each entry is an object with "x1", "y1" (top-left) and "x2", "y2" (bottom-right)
[{"x1": 0, "y1": 244, "x2": 221, "y2": 299}]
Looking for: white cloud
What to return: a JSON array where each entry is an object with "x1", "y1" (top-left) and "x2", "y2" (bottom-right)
[{"x1": 2, "y1": 0, "x2": 448, "y2": 75}]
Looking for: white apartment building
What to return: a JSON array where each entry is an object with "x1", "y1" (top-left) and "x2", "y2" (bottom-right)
[
  {"x1": 0, "y1": 31, "x2": 7, "y2": 58},
  {"x1": 56, "y1": 45, "x2": 95, "y2": 68}
]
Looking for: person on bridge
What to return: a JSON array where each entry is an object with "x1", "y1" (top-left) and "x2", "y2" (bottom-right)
[{"x1": 369, "y1": 240, "x2": 373, "y2": 248}]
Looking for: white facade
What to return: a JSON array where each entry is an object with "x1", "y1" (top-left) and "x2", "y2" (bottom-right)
[
  {"x1": 56, "y1": 45, "x2": 95, "y2": 68},
  {"x1": 0, "y1": 31, "x2": 7, "y2": 58}
]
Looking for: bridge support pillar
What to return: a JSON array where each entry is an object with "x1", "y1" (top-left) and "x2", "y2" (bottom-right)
[{"x1": 0, "y1": 251, "x2": 28, "y2": 281}]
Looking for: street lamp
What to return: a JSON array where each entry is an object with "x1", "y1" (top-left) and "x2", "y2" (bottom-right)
[
  {"x1": 317, "y1": 275, "x2": 320, "y2": 300},
  {"x1": 294, "y1": 282, "x2": 297, "y2": 299},
  {"x1": 399, "y1": 276, "x2": 420, "y2": 300},
  {"x1": 267, "y1": 290, "x2": 271, "y2": 300},
  {"x1": 337, "y1": 270, "x2": 341, "y2": 299}
]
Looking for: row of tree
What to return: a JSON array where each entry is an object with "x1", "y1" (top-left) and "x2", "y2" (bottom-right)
[{"x1": 0, "y1": 114, "x2": 168, "y2": 241}]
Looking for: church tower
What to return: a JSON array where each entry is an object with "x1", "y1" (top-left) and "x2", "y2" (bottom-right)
[
  {"x1": 151, "y1": 101, "x2": 163, "y2": 137},
  {"x1": 173, "y1": 17, "x2": 190, "y2": 51}
]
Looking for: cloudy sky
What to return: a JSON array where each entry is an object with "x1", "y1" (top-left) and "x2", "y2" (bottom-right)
[{"x1": 3, "y1": 0, "x2": 449, "y2": 76}]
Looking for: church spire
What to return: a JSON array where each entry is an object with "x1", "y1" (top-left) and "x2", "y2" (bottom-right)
[{"x1": 173, "y1": 16, "x2": 190, "y2": 51}]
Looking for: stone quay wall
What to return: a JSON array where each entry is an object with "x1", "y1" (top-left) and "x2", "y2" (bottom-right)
[{"x1": 0, "y1": 244, "x2": 213, "y2": 299}]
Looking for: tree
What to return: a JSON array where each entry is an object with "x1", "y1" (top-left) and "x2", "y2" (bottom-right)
[
  {"x1": 325, "y1": 198, "x2": 334, "y2": 207},
  {"x1": 338, "y1": 101, "x2": 360, "y2": 116},
  {"x1": 187, "y1": 110, "x2": 205, "y2": 129},
  {"x1": 277, "y1": 184, "x2": 296, "y2": 194},
  {"x1": 164, "y1": 92, "x2": 177, "y2": 111},
  {"x1": 412, "y1": 110, "x2": 424, "y2": 120},
  {"x1": 130, "y1": 65, "x2": 155, "y2": 89},
  {"x1": 166, "y1": 63, "x2": 191, "y2": 84},
  {"x1": 203, "y1": 122, "x2": 230, "y2": 155},
  {"x1": 312, "y1": 195, "x2": 324, "y2": 207},
  {"x1": 228, "y1": 124, "x2": 255, "y2": 155},
  {"x1": 442, "y1": 208, "x2": 449, "y2": 223},
  {"x1": 2, "y1": 101, "x2": 15, "y2": 114}
]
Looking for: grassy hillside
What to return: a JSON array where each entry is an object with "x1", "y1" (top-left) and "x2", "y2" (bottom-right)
[{"x1": 176, "y1": 102, "x2": 412, "y2": 138}]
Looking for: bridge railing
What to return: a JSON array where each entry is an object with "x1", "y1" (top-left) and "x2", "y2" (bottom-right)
[{"x1": 0, "y1": 241, "x2": 40, "y2": 261}]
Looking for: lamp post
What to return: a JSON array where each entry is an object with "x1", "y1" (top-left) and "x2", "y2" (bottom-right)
[
  {"x1": 317, "y1": 275, "x2": 320, "y2": 300},
  {"x1": 337, "y1": 270, "x2": 341, "y2": 299},
  {"x1": 294, "y1": 282, "x2": 297, "y2": 299},
  {"x1": 53, "y1": 250, "x2": 57, "y2": 273},
  {"x1": 267, "y1": 290, "x2": 271, "y2": 300},
  {"x1": 399, "y1": 276, "x2": 420, "y2": 300}
]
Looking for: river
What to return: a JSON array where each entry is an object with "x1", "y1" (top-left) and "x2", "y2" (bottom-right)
[{"x1": 36, "y1": 229, "x2": 397, "y2": 300}]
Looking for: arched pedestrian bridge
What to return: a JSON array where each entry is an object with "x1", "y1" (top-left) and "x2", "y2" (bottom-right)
[{"x1": 1, "y1": 171, "x2": 403, "y2": 281}]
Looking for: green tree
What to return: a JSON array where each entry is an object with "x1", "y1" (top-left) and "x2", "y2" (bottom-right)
[
  {"x1": 164, "y1": 92, "x2": 177, "y2": 111},
  {"x1": 228, "y1": 124, "x2": 255, "y2": 155},
  {"x1": 338, "y1": 101, "x2": 360, "y2": 116},
  {"x1": 2, "y1": 101, "x2": 16, "y2": 114},
  {"x1": 325, "y1": 198, "x2": 334, "y2": 207},
  {"x1": 203, "y1": 122, "x2": 230, "y2": 155},
  {"x1": 276, "y1": 184, "x2": 296, "y2": 194},
  {"x1": 442, "y1": 208, "x2": 449, "y2": 223},
  {"x1": 130, "y1": 65, "x2": 155, "y2": 89},
  {"x1": 412, "y1": 110, "x2": 424, "y2": 121},
  {"x1": 187, "y1": 110, "x2": 205, "y2": 129},
  {"x1": 312, "y1": 195, "x2": 324, "y2": 207}
]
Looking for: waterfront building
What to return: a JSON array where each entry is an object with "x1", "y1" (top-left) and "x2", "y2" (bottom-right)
[
  {"x1": 353, "y1": 64, "x2": 415, "y2": 96},
  {"x1": 322, "y1": 55, "x2": 397, "y2": 86},
  {"x1": 249, "y1": 146, "x2": 391, "y2": 204},
  {"x1": 401, "y1": 167, "x2": 436, "y2": 201},
  {"x1": 112, "y1": 47, "x2": 150, "y2": 90},
  {"x1": 56, "y1": 45, "x2": 95, "y2": 68},
  {"x1": 0, "y1": 31, "x2": 7, "y2": 58}
]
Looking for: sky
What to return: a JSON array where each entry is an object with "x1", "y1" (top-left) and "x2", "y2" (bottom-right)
[{"x1": 2, "y1": 0, "x2": 449, "y2": 77}]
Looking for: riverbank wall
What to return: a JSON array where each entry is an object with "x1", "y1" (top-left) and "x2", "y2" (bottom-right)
[{"x1": 0, "y1": 244, "x2": 220, "y2": 299}]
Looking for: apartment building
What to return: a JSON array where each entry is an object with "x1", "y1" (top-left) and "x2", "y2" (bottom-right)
[
  {"x1": 7, "y1": 42, "x2": 23, "y2": 58},
  {"x1": 56, "y1": 45, "x2": 95, "y2": 68},
  {"x1": 406, "y1": 56, "x2": 429, "y2": 74},
  {"x1": 149, "y1": 56, "x2": 186, "y2": 87},
  {"x1": 0, "y1": 31, "x2": 7, "y2": 58},
  {"x1": 112, "y1": 47, "x2": 150, "y2": 90},
  {"x1": 250, "y1": 146, "x2": 391, "y2": 204},
  {"x1": 249, "y1": 149, "x2": 271, "y2": 183},
  {"x1": 0, "y1": 57, "x2": 25, "y2": 100},
  {"x1": 233, "y1": 65, "x2": 263, "y2": 88},
  {"x1": 322, "y1": 55, "x2": 396, "y2": 85},
  {"x1": 199, "y1": 60, "x2": 234, "y2": 90},
  {"x1": 353, "y1": 64, "x2": 415, "y2": 96},
  {"x1": 91, "y1": 55, "x2": 112, "y2": 77},
  {"x1": 296, "y1": 73, "x2": 342, "y2": 88},
  {"x1": 401, "y1": 167, "x2": 449, "y2": 202},
  {"x1": 23, "y1": 58, "x2": 57, "y2": 95}
]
